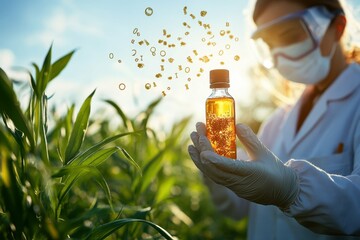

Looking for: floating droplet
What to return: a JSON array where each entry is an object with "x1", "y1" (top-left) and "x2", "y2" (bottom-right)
[
  {"x1": 168, "y1": 58, "x2": 174, "y2": 63},
  {"x1": 167, "y1": 87, "x2": 171, "y2": 90},
  {"x1": 219, "y1": 50, "x2": 224, "y2": 56},
  {"x1": 145, "y1": 83, "x2": 152, "y2": 90},
  {"x1": 118, "y1": 60, "x2": 122, "y2": 63},
  {"x1": 188, "y1": 77, "x2": 191, "y2": 82},
  {"x1": 235, "y1": 37, "x2": 239, "y2": 42},
  {"x1": 200, "y1": 11, "x2": 207, "y2": 17},
  {"x1": 185, "y1": 67, "x2": 190, "y2": 73},
  {"x1": 109, "y1": 53, "x2": 114, "y2": 59},
  {"x1": 118, "y1": 83, "x2": 126, "y2": 91},
  {"x1": 220, "y1": 30, "x2": 226, "y2": 36},
  {"x1": 234, "y1": 55, "x2": 240, "y2": 61},
  {"x1": 160, "y1": 50, "x2": 166, "y2": 57},
  {"x1": 225, "y1": 44, "x2": 231, "y2": 49},
  {"x1": 145, "y1": 7, "x2": 154, "y2": 16},
  {"x1": 133, "y1": 28, "x2": 139, "y2": 34}
]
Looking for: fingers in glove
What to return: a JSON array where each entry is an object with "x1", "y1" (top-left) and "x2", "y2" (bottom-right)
[
  {"x1": 199, "y1": 135, "x2": 214, "y2": 153},
  {"x1": 196, "y1": 122, "x2": 206, "y2": 136},
  {"x1": 190, "y1": 131, "x2": 200, "y2": 149},
  {"x1": 188, "y1": 145, "x2": 206, "y2": 173},
  {"x1": 201, "y1": 150, "x2": 254, "y2": 176},
  {"x1": 199, "y1": 150, "x2": 242, "y2": 185},
  {"x1": 236, "y1": 123, "x2": 267, "y2": 160}
]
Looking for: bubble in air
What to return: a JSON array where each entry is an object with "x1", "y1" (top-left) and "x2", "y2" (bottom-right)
[
  {"x1": 109, "y1": 53, "x2": 114, "y2": 59},
  {"x1": 118, "y1": 83, "x2": 126, "y2": 90},
  {"x1": 145, "y1": 83, "x2": 152, "y2": 90},
  {"x1": 145, "y1": 7, "x2": 154, "y2": 16}
]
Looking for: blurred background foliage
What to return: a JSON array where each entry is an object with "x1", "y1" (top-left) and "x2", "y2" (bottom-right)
[{"x1": 0, "y1": 46, "x2": 277, "y2": 239}]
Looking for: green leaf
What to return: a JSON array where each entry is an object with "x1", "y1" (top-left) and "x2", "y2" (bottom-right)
[
  {"x1": 66, "y1": 131, "x2": 142, "y2": 174},
  {"x1": 64, "y1": 90, "x2": 96, "y2": 163},
  {"x1": 49, "y1": 49, "x2": 76, "y2": 81},
  {"x1": 85, "y1": 218, "x2": 174, "y2": 240},
  {"x1": 53, "y1": 147, "x2": 120, "y2": 177},
  {"x1": 104, "y1": 99, "x2": 132, "y2": 131},
  {"x1": 0, "y1": 68, "x2": 35, "y2": 149},
  {"x1": 39, "y1": 44, "x2": 52, "y2": 95}
]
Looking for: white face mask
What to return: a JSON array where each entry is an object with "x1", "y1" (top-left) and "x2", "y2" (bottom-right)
[{"x1": 274, "y1": 39, "x2": 336, "y2": 85}]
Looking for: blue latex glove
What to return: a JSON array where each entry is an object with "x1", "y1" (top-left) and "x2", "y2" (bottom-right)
[{"x1": 188, "y1": 122, "x2": 299, "y2": 209}]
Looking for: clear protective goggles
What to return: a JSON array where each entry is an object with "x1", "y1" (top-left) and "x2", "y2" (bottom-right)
[{"x1": 251, "y1": 6, "x2": 340, "y2": 69}]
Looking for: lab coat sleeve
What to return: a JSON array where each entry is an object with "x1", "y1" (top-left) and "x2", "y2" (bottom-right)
[{"x1": 283, "y1": 120, "x2": 360, "y2": 235}]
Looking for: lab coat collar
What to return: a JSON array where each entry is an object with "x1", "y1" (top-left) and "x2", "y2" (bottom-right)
[{"x1": 282, "y1": 63, "x2": 360, "y2": 154}]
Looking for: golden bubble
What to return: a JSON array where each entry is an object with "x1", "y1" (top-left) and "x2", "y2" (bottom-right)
[
  {"x1": 185, "y1": 67, "x2": 190, "y2": 73},
  {"x1": 183, "y1": 22, "x2": 187, "y2": 26},
  {"x1": 220, "y1": 30, "x2": 226, "y2": 36},
  {"x1": 118, "y1": 83, "x2": 126, "y2": 90},
  {"x1": 197, "y1": 73, "x2": 201, "y2": 77},
  {"x1": 145, "y1": 83, "x2": 152, "y2": 90},
  {"x1": 219, "y1": 50, "x2": 224, "y2": 56},
  {"x1": 212, "y1": 42, "x2": 216, "y2": 46},
  {"x1": 229, "y1": 35, "x2": 234, "y2": 39},
  {"x1": 167, "y1": 87, "x2": 171, "y2": 90},
  {"x1": 145, "y1": 7, "x2": 153, "y2": 16},
  {"x1": 160, "y1": 50, "x2": 166, "y2": 57},
  {"x1": 188, "y1": 77, "x2": 191, "y2": 82},
  {"x1": 200, "y1": 11, "x2": 207, "y2": 17},
  {"x1": 202, "y1": 38, "x2": 206, "y2": 42},
  {"x1": 150, "y1": 47, "x2": 156, "y2": 53},
  {"x1": 234, "y1": 55, "x2": 240, "y2": 61},
  {"x1": 225, "y1": 44, "x2": 231, "y2": 49},
  {"x1": 168, "y1": 58, "x2": 174, "y2": 63},
  {"x1": 235, "y1": 37, "x2": 239, "y2": 42}
]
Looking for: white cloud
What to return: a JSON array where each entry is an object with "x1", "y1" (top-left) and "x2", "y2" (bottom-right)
[
  {"x1": 27, "y1": 9, "x2": 102, "y2": 46},
  {"x1": 0, "y1": 49, "x2": 29, "y2": 81}
]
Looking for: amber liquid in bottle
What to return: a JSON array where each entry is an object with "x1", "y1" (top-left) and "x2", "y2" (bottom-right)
[
  {"x1": 206, "y1": 69, "x2": 236, "y2": 159},
  {"x1": 206, "y1": 95, "x2": 236, "y2": 159}
]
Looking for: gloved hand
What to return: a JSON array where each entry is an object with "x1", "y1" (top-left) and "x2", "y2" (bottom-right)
[{"x1": 188, "y1": 122, "x2": 299, "y2": 209}]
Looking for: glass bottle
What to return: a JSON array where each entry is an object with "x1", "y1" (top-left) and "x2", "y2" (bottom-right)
[{"x1": 206, "y1": 69, "x2": 236, "y2": 159}]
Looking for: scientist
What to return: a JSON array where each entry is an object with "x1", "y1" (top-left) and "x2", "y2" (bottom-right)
[{"x1": 188, "y1": 0, "x2": 360, "y2": 239}]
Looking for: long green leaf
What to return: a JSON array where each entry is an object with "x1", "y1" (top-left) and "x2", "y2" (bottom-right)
[
  {"x1": 0, "y1": 68, "x2": 35, "y2": 149},
  {"x1": 66, "y1": 131, "x2": 142, "y2": 174},
  {"x1": 39, "y1": 44, "x2": 52, "y2": 95},
  {"x1": 85, "y1": 218, "x2": 174, "y2": 240},
  {"x1": 53, "y1": 147, "x2": 120, "y2": 177},
  {"x1": 49, "y1": 49, "x2": 76, "y2": 81},
  {"x1": 104, "y1": 99, "x2": 132, "y2": 131},
  {"x1": 64, "y1": 90, "x2": 96, "y2": 163}
]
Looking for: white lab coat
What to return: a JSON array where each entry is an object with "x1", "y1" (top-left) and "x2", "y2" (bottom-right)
[{"x1": 213, "y1": 63, "x2": 360, "y2": 239}]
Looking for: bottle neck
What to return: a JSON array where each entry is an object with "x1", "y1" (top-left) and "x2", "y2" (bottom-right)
[{"x1": 209, "y1": 88, "x2": 231, "y2": 98}]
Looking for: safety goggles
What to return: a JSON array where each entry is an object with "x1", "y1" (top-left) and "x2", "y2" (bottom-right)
[{"x1": 251, "y1": 6, "x2": 339, "y2": 69}]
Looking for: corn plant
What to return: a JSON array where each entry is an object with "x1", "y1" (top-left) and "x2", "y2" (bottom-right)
[{"x1": 0, "y1": 45, "x2": 174, "y2": 239}]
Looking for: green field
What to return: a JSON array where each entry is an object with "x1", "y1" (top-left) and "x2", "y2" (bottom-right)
[{"x1": 0, "y1": 46, "x2": 275, "y2": 239}]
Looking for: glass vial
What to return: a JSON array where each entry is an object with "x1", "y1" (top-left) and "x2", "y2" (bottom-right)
[{"x1": 206, "y1": 69, "x2": 236, "y2": 159}]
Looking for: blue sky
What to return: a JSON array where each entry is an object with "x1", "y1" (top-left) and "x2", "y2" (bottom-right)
[{"x1": 1, "y1": 0, "x2": 358, "y2": 131}]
